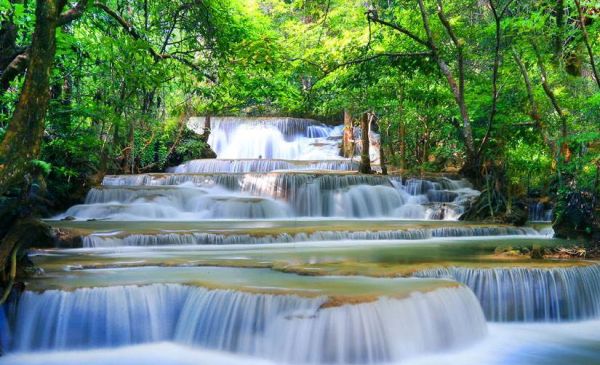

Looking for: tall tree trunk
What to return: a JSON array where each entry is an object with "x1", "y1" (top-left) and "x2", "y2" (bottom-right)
[
  {"x1": 532, "y1": 43, "x2": 570, "y2": 162},
  {"x1": 0, "y1": 0, "x2": 62, "y2": 196},
  {"x1": 358, "y1": 112, "x2": 372, "y2": 174},
  {"x1": 0, "y1": 0, "x2": 87, "y2": 195},
  {"x1": 202, "y1": 114, "x2": 211, "y2": 140},
  {"x1": 378, "y1": 121, "x2": 388, "y2": 175},
  {"x1": 379, "y1": 141, "x2": 387, "y2": 175},
  {"x1": 479, "y1": 0, "x2": 513, "y2": 155},
  {"x1": 554, "y1": 0, "x2": 564, "y2": 62},
  {"x1": 125, "y1": 122, "x2": 135, "y2": 174},
  {"x1": 511, "y1": 49, "x2": 557, "y2": 157},
  {"x1": 342, "y1": 109, "x2": 354, "y2": 158},
  {"x1": 574, "y1": 0, "x2": 600, "y2": 89},
  {"x1": 399, "y1": 121, "x2": 406, "y2": 170},
  {"x1": 417, "y1": 0, "x2": 477, "y2": 176},
  {"x1": 384, "y1": 124, "x2": 394, "y2": 159}
]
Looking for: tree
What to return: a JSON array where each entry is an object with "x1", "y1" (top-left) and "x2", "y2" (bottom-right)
[
  {"x1": 0, "y1": 0, "x2": 87, "y2": 196},
  {"x1": 367, "y1": 0, "x2": 480, "y2": 177}
]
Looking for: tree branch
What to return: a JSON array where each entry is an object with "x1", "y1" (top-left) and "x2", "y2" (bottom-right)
[
  {"x1": 436, "y1": 0, "x2": 464, "y2": 109},
  {"x1": 162, "y1": 54, "x2": 216, "y2": 82},
  {"x1": 332, "y1": 51, "x2": 433, "y2": 70},
  {"x1": 57, "y1": 0, "x2": 89, "y2": 27},
  {"x1": 291, "y1": 52, "x2": 432, "y2": 91},
  {"x1": 511, "y1": 48, "x2": 557, "y2": 156},
  {"x1": 94, "y1": 2, "x2": 150, "y2": 50},
  {"x1": 0, "y1": 49, "x2": 29, "y2": 94},
  {"x1": 478, "y1": 0, "x2": 514, "y2": 155},
  {"x1": 1, "y1": 0, "x2": 88, "y2": 94},
  {"x1": 531, "y1": 42, "x2": 570, "y2": 161},
  {"x1": 366, "y1": 10, "x2": 430, "y2": 48},
  {"x1": 531, "y1": 42, "x2": 564, "y2": 120},
  {"x1": 93, "y1": 1, "x2": 215, "y2": 82},
  {"x1": 436, "y1": 0, "x2": 460, "y2": 48}
]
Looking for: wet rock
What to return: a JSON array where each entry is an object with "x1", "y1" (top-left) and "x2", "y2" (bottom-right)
[
  {"x1": 505, "y1": 204, "x2": 528, "y2": 226},
  {"x1": 52, "y1": 228, "x2": 83, "y2": 248},
  {"x1": 553, "y1": 190, "x2": 599, "y2": 240}
]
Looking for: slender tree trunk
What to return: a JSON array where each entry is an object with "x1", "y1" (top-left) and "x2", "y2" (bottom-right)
[
  {"x1": 385, "y1": 124, "x2": 394, "y2": 159},
  {"x1": 0, "y1": 0, "x2": 62, "y2": 196},
  {"x1": 574, "y1": 0, "x2": 600, "y2": 89},
  {"x1": 511, "y1": 49, "x2": 557, "y2": 157},
  {"x1": 358, "y1": 112, "x2": 372, "y2": 174},
  {"x1": 422, "y1": 125, "x2": 430, "y2": 164},
  {"x1": 399, "y1": 121, "x2": 406, "y2": 170},
  {"x1": 479, "y1": 0, "x2": 512, "y2": 155},
  {"x1": 554, "y1": 0, "x2": 564, "y2": 62},
  {"x1": 532, "y1": 43, "x2": 570, "y2": 162},
  {"x1": 342, "y1": 109, "x2": 354, "y2": 158},
  {"x1": 128, "y1": 122, "x2": 135, "y2": 173},
  {"x1": 202, "y1": 114, "x2": 211, "y2": 140},
  {"x1": 379, "y1": 141, "x2": 387, "y2": 175},
  {"x1": 417, "y1": 0, "x2": 477, "y2": 176},
  {"x1": 378, "y1": 121, "x2": 388, "y2": 175}
]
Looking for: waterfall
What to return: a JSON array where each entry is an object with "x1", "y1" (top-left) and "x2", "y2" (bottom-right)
[
  {"x1": 528, "y1": 202, "x2": 553, "y2": 222},
  {"x1": 188, "y1": 117, "x2": 331, "y2": 139},
  {"x1": 257, "y1": 288, "x2": 485, "y2": 364},
  {"x1": 81, "y1": 226, "x2": 543, "y2": 248},
  {"x1": 18, "y1": 114, "x2": 600, "y2": 364},
  {"x1": 8, "y1": 284, "x2": 486, "y2": 363},
  {"x1": 188, "y1": 117, "x2": 344, "y2": 161},
  {"x1": 60, "y1": 185, "x2": 293, "y2": 220},
  {"x1": 166, "y1": 159, "x2": 359, "y2": 174},
  {"x1": 55, "y1": 175, "x2": 480, "y2": 221},
  {"x1": 9, "y1": 285, "x2": 320, "y2": 352},
  {"x1": 0, "y1": 305, "x2": 9, "y2": 352},
  {"x1": 415, "y1": 265, "x2": 600, "y2": 322}
]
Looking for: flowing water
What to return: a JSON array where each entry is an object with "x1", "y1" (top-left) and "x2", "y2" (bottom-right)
[
  {"x1": 415, "y1": 265, "x2": 600, "y2": 321},
  {"x1": 3, "y1": 117, "x2": 600, "y2": 364},
  {"x1": 528, "y1": 202, "x2": 553, "y2": 223}
]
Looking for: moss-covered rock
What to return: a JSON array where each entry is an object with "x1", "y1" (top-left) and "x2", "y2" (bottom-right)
[{"x1": 165, "y1": 127, "x2": 216, "y2": 167}]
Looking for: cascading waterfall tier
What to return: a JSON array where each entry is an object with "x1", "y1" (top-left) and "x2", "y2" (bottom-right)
[
  {"x1": 51, "y1": 116, "x2": 480, "y2": 221},
  {"x1": 40, "y1": 114, "x2": 591, "y2": 365},
  {"x1": 56, "y1": 175, "x2": 480, "y2": 220},
  {"x1": 528, "y1": 202, "x2": 553, "y2": 222},
  {"x1": 189, "y1": 117, "x2": 346, "y2": 161},
  {"x1": 8, "y1": 284, "x2": 486, "y2": 364},
  {"x1": 81, "y1": 226, "x2": 543, "y2": 248},
  {"x1": 167, "y1": 159, "x2": 359, "y2": 174},
  {"x1": 189, "y1": 117, "x2": 331, "y2": 139},
  {"x1": 415, "y1": 265, "x2": 600, "y2": 322}
]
